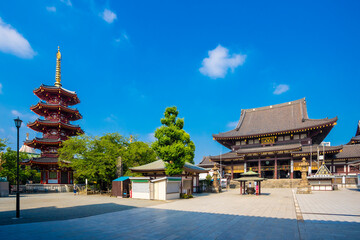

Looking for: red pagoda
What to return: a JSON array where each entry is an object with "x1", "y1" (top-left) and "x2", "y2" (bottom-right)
[{"x1": 24, "y1": 47, "x2": 83, "y2": 184}]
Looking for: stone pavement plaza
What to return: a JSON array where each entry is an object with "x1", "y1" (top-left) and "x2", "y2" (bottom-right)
[{"x1": 0, "y1": 188, "x2": 359, "y2": 239}]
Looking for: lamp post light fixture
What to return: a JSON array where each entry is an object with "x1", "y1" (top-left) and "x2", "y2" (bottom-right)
[{"x1": 14, "y1": 117, "x2": 22, "y2": 219}]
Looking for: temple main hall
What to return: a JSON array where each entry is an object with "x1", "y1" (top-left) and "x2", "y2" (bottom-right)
[{"x1": 200, "y1": 98, "x2": 360, "y2": 179}]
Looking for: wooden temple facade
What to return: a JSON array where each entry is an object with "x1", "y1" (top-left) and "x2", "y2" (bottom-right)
[
  {"x1": 204, "y1": 98, "x2": 360, "y2": 179},
  {"x1": 22, "y1": 47, "x2": 83, "y2": 184}
]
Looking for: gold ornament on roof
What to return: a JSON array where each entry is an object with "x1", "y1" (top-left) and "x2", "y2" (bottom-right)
[{"x1": 55, "y1": 46, "x2": 62, "y2": 87}]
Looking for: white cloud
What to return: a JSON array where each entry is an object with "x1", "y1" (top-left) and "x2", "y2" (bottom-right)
[
  {"x1": 147, "y1": 133, "x2": 156, "y2": 142},
  {"x1": 0, "y1": 18, "x2": 36, "y2": 59},
  {"x1": 60, "y1": 0, "x2": 72, "y2": 7},
  {"x1": 115, "y1": 33, "x2": 129, "y2": 43},
  {"x1": 199, "y1": 45, "x2": 246, "y2": 79},
  {"x1": 0, "y1": 83, "x2": 2, "y2": 94},
  {"x1": 104, "y1": 114, "x2": 117, "y2": 123},
  {"x1": 101, "y1": 9, "x2": 117, "y2": 24},
  {"x1": 227, "y1": 121, "x2": 238, "y2": 128},
  {"x1": 273, "y1": 84, "x2": 290, "y2": 95},
  {"x1": 46, "y1": 6, "x2": 56, "y2": 12},
  {"x1": 11, "y1": 110, "x2": 23, "y2": 117},
  {"x1": 11, "y1": 109, "x2": 37, "y2": 121}
]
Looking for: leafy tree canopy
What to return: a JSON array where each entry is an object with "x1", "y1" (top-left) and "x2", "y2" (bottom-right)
[
  {"x1": 152, "y1": 106, "x2": 195, "y2": 176},
  {"x1": 0, "y1": 147, "x2": 40, "y2": 185},
  {"x1": 0, "y1": 138, "x2": 6, "y2": 152},
  {"x1": 58, "y1": 133, "x2": 156, "y2": 189},
  {"x1": 122, "y1": 141, "x2": 157, "y2": 176}
]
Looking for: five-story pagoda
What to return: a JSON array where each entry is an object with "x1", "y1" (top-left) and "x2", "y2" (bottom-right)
[{"x1": 24, "y1": 47, "x2": 83, "y2": 184}]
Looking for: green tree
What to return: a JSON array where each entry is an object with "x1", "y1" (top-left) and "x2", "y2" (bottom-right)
[
  {"x1": 59, "y1": 133, "x2": 128, "y2": 190},
  {"x1": 0, "y1": 147, "x2": 40, "y2": 185},
  {"x1": 58, "y1": 133, "x2": 157, "y2": 190},
  {"x1": 122, "y1": 141, "x2": 157, "y2": 176},
  {"x1": 0, "y1": 138, "x2": 6, "y2": 151},
  {"x1": 152, "y1": 106, "x2": 195, "y2": 176}
]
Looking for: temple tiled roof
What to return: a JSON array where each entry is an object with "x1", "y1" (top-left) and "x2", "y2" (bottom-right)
[
  {"x1": 333, "y1": 144, "x2": 360, "y2": 160},
  {"x1": 351, "y1": 135, "x2": 360, "y2": 143},
  {"x1": 236, "y1": 143, "x2": 302, "y2": 155},
  {"x1": 349, "y1": 121, "x2": 360, "y2": 144},
  {"x1": 198, "y1": 156, "x2": 215, "y2": 168},
  {"x1": 291, "y1": 145, "x2": 343, "y2": 156},
  {"x1": 213, "y1": 98, "x2": 337, "y2": 139},
  {"x1": 130, "y1": 159, "x2": 207, "y2": 173},
  {"x1": 209, "y1": 151, "x2": 240, "y2": 161}
]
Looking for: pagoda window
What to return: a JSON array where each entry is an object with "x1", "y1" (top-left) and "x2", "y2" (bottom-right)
[
  {"x1": 241, "y1": 140, "x2": 246, "y2": 145},
  {"x1": 254, "y1": 139, "x2": 259, "y2": 144},
  {"x1": 284, "y1": 135, "x2": 290, "y2": 141},
  {"x1": 236, "y1": 141, "x2": 240, "y2": 146},
  {"x1": 278, "y1": 136, "x2": 284, "y2": 141},
  {"x1": 249, "y1": 139, "x2": 254, "y2": 144},
  {"x1": 300, "y1": 133, "x2": 307, "y2": 139},
  {"x1": 49, "y1": 171, "x2": 57, "y2": 179},
  {"x1": 293, "y1": 134, "x2": 300, "y2": 140}
]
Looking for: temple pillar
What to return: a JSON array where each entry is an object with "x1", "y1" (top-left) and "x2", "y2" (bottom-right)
[
  {"x1": 244, "y1": 161, "x2": 247, "y2": 173},
  {"x1": 231, "y1": 160, "x2": 234, "y2": 180},
  {"x1": 259, "y1": 181, "x2": 261, "y2": 195},
  {"x1": 240, "y1": 182, "x2": 242, "y2": 195},
  {"x1": 346, "y1": 160, "x2": 348, "y2": 175},
  {"x1": 331, "y1": 160, "x2": 334, "y2": 174},
  {"x1": 290, "y1": 157, "x2": 294, "y2": 179},
  {"x1": 258, "y1": 157, "x2": 261, "y2": 177},
  {"x1": 46, "y1": 170, "x2": 49, "y2": 184},
  {"x1": 274, "y1": 155, "x2": 278, "y2": 179},
  {"x1": 191, "y1": 175, "x2": 194, "y2": 194},
  {"x1": 196, "y1": 174, "x2": 199, "y2": 192}
]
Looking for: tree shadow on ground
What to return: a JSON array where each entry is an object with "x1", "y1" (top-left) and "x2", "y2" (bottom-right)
[{"x1": 0, "y1": 203, "x2": 136, "y2": 226}]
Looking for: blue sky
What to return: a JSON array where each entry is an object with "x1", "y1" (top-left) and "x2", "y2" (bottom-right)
[{"x1": 0, "y1": 0, "x2": 359, "y2": 164}]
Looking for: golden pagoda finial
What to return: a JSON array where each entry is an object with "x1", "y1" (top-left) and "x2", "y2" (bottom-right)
[
  {"x1": 55, "y1": 46, "x2": 62, "y2": 87},
  {"x1": 129, "y1": 135, "x2": 134, "y2": 143}
]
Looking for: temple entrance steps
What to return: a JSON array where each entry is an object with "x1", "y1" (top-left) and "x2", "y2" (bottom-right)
[{"x1": 230, "y1": 179, "x2": 301, "y2": 188}]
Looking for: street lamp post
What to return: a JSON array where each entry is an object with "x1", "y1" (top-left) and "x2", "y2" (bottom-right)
[{"x1": 14, "y1": 117, "x2": 22, "y2": 219}]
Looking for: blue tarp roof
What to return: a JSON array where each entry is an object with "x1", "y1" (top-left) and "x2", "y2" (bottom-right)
[{"x1": 113, "y1": 176, "x2": 130, "y2": 182}]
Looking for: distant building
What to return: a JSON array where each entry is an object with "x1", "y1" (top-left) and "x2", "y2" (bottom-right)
[{"x1": 204, "y1": 98, "x2": 360, "y2": 179}]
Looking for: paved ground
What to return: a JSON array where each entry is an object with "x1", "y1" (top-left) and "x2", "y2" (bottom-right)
[
  {"x1": 0, "y1": 193, "x2": 164, "y2": 225},
  {"x1": 0, "y1": 188, "x2": 359, "y2": 239}
]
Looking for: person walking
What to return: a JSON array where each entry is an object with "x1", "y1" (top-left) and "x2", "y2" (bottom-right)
[{"x1": 73, "y1": 183, "x2": 77, "y2": 195}]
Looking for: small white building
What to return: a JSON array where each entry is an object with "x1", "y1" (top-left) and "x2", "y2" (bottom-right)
[
  {"x1": 130, "y1": 177, "x2": 151, "y2": 199},
  {"x1": 151, "y1": 177, "x2": 181, "y2": 200}
]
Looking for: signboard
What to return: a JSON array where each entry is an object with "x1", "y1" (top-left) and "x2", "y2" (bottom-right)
[
  {"x1": 319, "y1": 155, "x2": 324, "y2": 160},
  {"x1": 261, "y1": 136, "x2": 275, "y2": 144}
]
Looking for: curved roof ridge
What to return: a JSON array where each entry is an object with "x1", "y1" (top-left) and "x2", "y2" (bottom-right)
[{"x1": 241, "y1": 98, "x2": 306, "y2": 113}]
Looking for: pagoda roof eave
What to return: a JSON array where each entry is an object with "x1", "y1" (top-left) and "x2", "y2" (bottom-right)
[
  {"x1": 30, "y1": 102, "x2": 82, "y2": 120},
  {"x1": 28, "y1": 119, "x2": 83, "y2": 133},
  {"x1": 33, "y1": 84, "x2": 80, "y2": 105},
  {"x1": 24, "y1": 138, "x2": 62, "y2": 148},
  {"x1": 21, "y1": 157, "x2": 61, "y2": 165}
]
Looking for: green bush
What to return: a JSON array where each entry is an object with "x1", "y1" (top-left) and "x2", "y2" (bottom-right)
[{"x1": 180, "y1": 193, "x2": 193, "y2": 199}]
